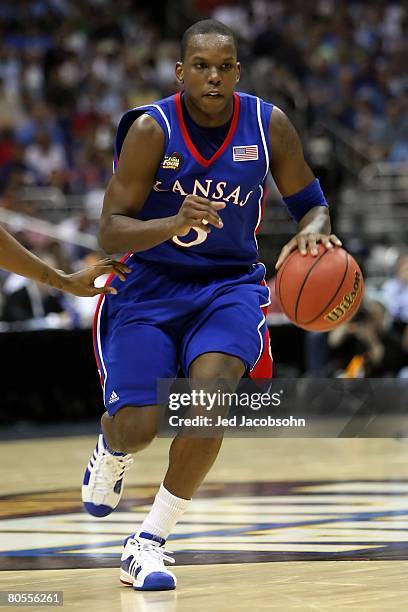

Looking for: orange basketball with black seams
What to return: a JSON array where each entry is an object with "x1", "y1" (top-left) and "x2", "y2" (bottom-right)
[{"x1": 276, "y1": 245, "x2": 364, "y2": 332}]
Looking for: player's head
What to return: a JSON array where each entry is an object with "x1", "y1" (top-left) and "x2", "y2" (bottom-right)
[{"x1": 176, "y1": 19, "x2": 240, "y2": 113}]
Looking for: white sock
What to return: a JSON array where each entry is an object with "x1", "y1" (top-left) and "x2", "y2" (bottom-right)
[{"x1": 139, "y1": 483, "x2": 191, "y2": 540}]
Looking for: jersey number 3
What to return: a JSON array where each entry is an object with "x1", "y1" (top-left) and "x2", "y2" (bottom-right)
[{"x1": 172, "y1": 226, "x2": 208, "y2": 248}]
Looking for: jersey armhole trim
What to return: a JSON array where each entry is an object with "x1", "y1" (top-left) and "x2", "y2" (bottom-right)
[
  {"x1": 114, "y1": 105, "x2": 171, "y2": 171},
  {"x1": 256, "y1": 97, "x2": 270, "y2": 181}
]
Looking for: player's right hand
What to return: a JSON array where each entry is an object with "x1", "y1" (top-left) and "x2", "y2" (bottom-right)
[{"x1": 172, "y1": 195, "x2": 226, "y2": 237}]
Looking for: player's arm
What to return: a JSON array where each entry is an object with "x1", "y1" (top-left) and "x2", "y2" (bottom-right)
[
  {"x1": 0, "y1": 225, "x2": 130, "y2": 297},
  {"x1": 98, "y1": 115, "x2": 224, "y2": 254},
  {"x1": 268, "y1": 107, "x2": 341, "y2": 269}
]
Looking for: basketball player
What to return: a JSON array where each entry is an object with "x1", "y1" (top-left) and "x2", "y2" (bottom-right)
[
  {"x1": 0, "y1": 224, "x2": 130, "y2": 296},
  {"x1": 82, "y1": 19, "x2": 341, "y2": 590}
]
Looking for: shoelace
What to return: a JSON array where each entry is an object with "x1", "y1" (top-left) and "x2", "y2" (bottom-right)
[
  {"x1": 129, "y1": 538, "x2": 175, "y2": 567},
  {"x1": 93, "y1": 452, "x2": 133, "y2": 493}
]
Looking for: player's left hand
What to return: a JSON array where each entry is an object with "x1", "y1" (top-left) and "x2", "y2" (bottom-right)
[
  {"x1": 275, "y1": 233, "x2": 342, "y2": 270},
  {"x1": 58, "y1": 259, "x2": 132, "y2": 297}
]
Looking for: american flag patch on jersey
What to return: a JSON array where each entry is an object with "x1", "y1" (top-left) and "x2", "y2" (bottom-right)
[{"x1": 233, "y1": 145, "x2": 259, "y2": 161}]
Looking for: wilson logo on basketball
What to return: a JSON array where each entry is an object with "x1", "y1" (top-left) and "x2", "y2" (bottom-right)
[{"x1": 324, "y1": 271, "x2": 362, "y2": 323}]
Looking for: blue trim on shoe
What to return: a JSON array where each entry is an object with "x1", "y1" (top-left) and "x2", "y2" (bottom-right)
[
  {"x1": 83, "y1": 468, "x2": 91, "y2": 486},
  {"x1": 123, "y1": 534, "x2": 135, "y2": 547},
  {"x1": 113, "y1": 478, "x2": 123, "y2": 494},
  {"x1": 138, "y1": 531, "x2": 166, "y2": 547},
  {"x1": 83, "y1": 502, "x2": 114, "y2": 517},
  {"x1": 134, "y1": 572, "x2": 175, "y2": 591},
  {"x1": 121, "y1": 557, "x2": 140, "y2": 575}
]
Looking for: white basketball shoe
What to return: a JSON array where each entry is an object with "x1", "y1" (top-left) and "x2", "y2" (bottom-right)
[
  {"x1": 120, "y1": 531, "x2": 176, "y2": 591},
  {"x1": 82, "y1": 434, "x2": 133, "y2": 517}
]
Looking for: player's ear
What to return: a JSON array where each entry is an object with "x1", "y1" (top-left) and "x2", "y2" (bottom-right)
[
  {"x1": 175, "y1": 62, "x2": 184, "y2": 84},
  {"x1": 236, "y1": 62, "x2": 241, "y2": 83}
]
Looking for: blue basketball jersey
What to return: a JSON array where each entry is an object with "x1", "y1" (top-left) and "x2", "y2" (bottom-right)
[{"x1": 114, "y1": 91, "x2": 273, "y2": 272}]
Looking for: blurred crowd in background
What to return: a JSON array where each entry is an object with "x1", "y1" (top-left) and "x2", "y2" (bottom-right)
[{"x1": 0, "y1": 0, "x2": 406, "y2": 377}]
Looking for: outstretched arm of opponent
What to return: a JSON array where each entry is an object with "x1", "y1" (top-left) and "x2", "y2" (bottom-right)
[
  {"x1": 99, "y1": 115, "x2": 224, "y2": 254},
  {"x1": 0, "y1": 225, "x2": 130, "y2": 297},
  {"x1": 268, "y1": 108, "x2": 341, "y2": 269}
]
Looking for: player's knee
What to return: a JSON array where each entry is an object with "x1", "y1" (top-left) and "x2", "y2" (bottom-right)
[
  {"x1": 113, "y1": 406, "x2": 159, "y2": 453},
  {"x1": 119, "y1": 423, "x2": 157, "y2": 452},
  {"x1": 189, "y1": 353, "x2": 245, "y2": 382}
]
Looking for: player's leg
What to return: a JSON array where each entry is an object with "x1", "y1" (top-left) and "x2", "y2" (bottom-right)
[
  {"x1": 82, "y1": 317, "x2": 177, "y2": 518},
  {"x1": 138, "y1": 351, "x2": 244, "y2": 542},
  {"x1": 84, "y1": 297, "x2": 184, "y2": 590},
  {"x1": 121, "y1": 352, "x2": 244, "y2": 591},
  {"x1": 163, "y1": 351, "x2": 245, "y2": 499}
]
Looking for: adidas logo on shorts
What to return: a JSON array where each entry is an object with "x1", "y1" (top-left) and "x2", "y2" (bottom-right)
[{"x1": 109, "y1": 391, "x2": 120, "y2": 404}]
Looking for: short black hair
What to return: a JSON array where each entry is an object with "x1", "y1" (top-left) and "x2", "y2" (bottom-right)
[{"x1": 180, "y1": 19, "x2": 238, "y2": 60}]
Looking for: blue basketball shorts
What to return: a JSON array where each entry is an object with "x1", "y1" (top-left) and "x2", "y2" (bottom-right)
[{"x1": 93, "y1": 258, "x2": 271, "y2": 414}]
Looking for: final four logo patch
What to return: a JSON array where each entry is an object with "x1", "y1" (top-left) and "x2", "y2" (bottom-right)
[{"x1": 161, "y1": 152, "x2": 183, "y2": 170}]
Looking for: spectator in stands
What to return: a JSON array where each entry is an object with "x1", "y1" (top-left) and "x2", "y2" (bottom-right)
[
  {"x1": 0, "y1": 141, "x2": 38, "y2": 194},
  {"x1": 381, "y1": 252, "x2": 408, "y2": 373},
  {"x1": 24, "y1": 130, "x2": 67, "y2": 184},
  {"x1": 369, "y1": 98, "x2": 408, "y2": 159},
  {"x1": 382, "y1": 253, "x2": 408, "y2": 325},
  {"x1": 1, "y1": 251, "x2": 71, "y2": 327},
  {"x1": 327, "y1": 300, "x2": 406, "y2": 378}
]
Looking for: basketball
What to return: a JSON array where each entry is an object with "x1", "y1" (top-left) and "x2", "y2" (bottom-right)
[{"x1": 276, "y1": 245, "x2": 364, "y2": 332}]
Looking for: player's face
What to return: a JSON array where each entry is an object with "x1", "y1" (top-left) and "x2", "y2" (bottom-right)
[{"x1": 176, "y1": 34, "x2": 240, "y2": 115}]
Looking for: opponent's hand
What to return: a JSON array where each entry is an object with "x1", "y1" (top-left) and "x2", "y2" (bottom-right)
[
  {"x1": 172, "y1": 195, "x2": 226, "y2": 237},
  {"x1": 57, "y1": 259, "x2": 131, "y2": 297},
  {"x1": 275, "y1": 233, "x2": 342, "y2": 270}
]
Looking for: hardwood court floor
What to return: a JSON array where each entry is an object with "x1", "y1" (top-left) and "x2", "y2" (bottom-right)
[{"x1": 1, "y1": 436, "x2": 408, "y2": 611}]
